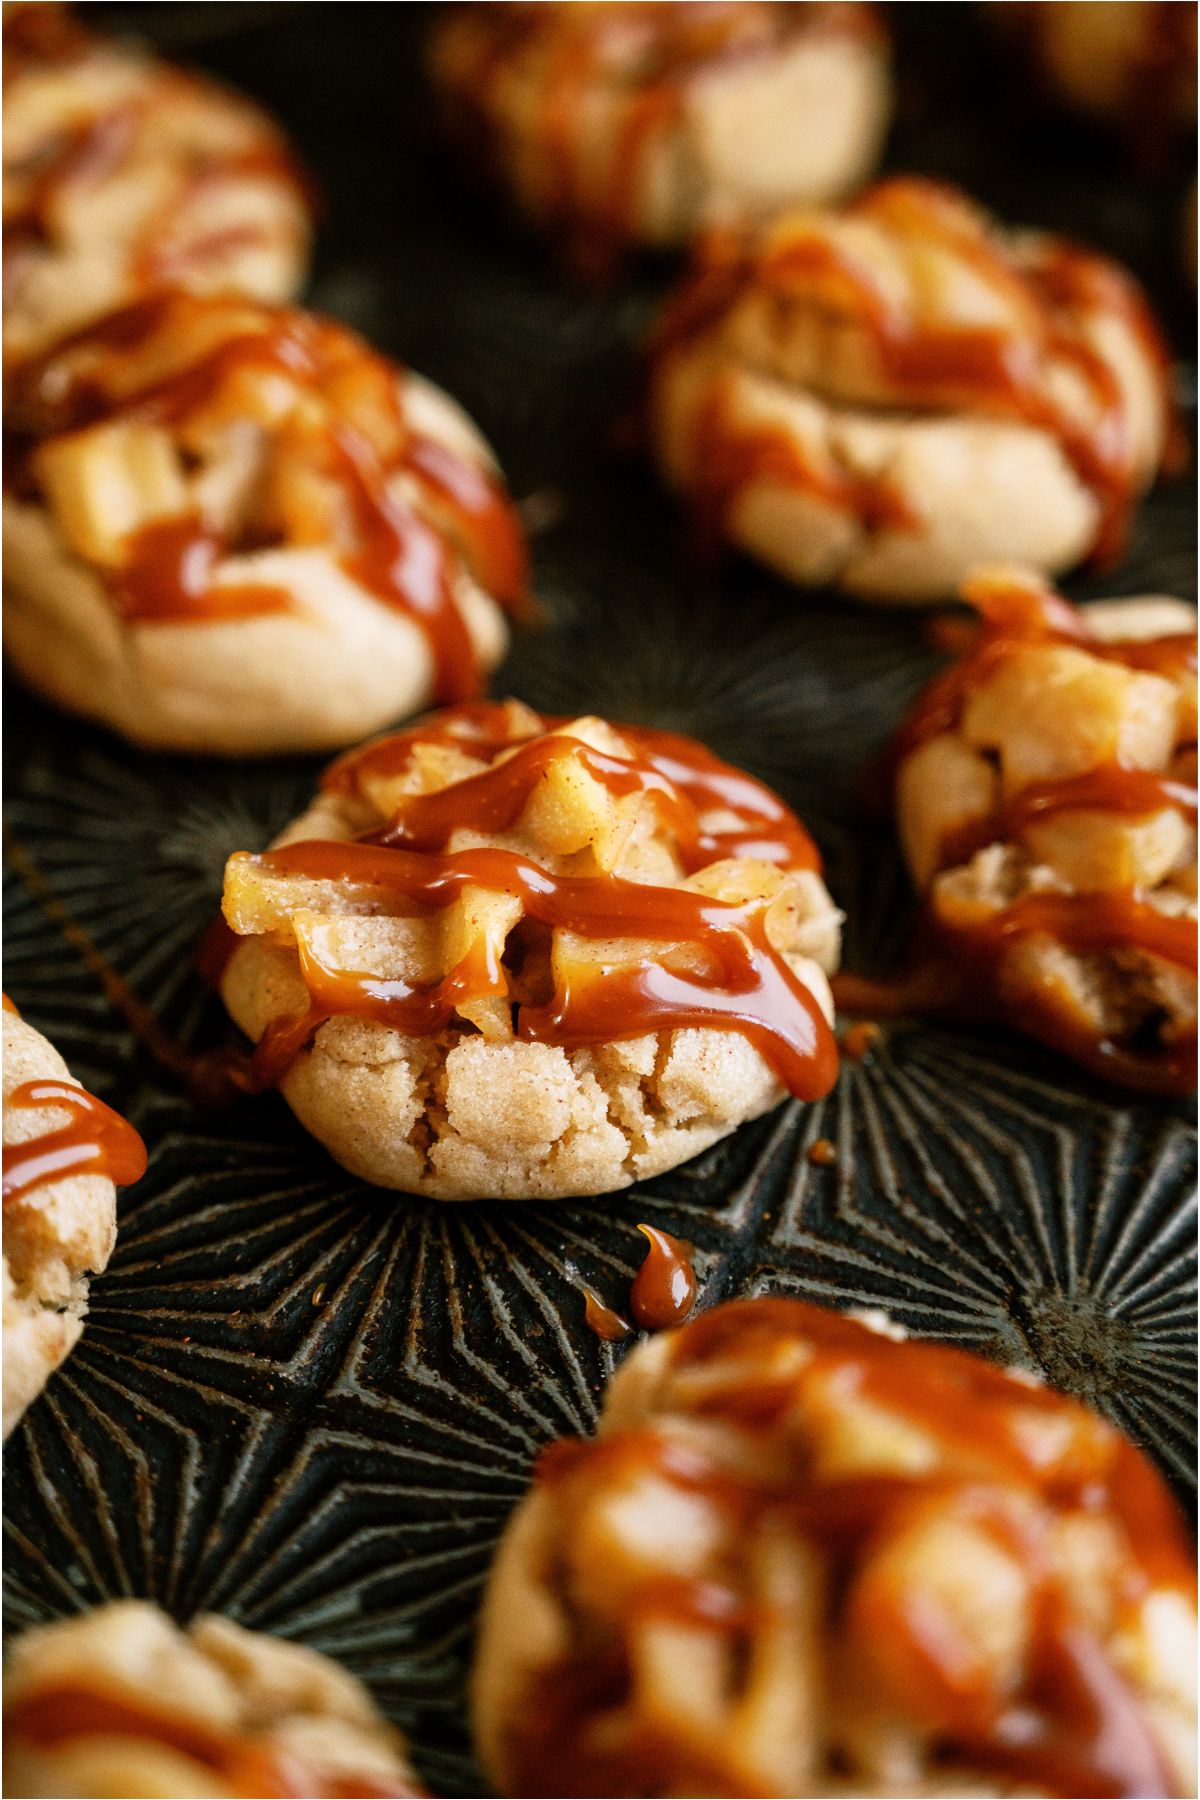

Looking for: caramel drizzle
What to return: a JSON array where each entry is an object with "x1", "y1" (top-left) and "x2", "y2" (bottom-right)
[
  {"x1": 349, "y1": 720, "x2": 819, "y2": 873},
  {"x1": 887, "y1": 574, "x2": 1197, "y2": 1093},
  {"x1": 4, "y1": 1684, "x2": 423, "y2": 1800},
  {"x1": 3, "y1": 1077, "x2": 147, "y2": 1203},
  {"x1": 8, "y1": 295, "x2": 527, "y2": 701},
  {"x1": 582, "y1": 1287, "x2": 633, "y2": 1342},
  {"x1": 247, "y1": 840, "x2": 837, "y2": 1099},
  {"x1": 658, "y1": 178, "x2": 1172, "y2": 565},
  {"x1": 527, "y1": 1298, "x2": 1192, "y2": 1800},
  {"x1": 237, "y1": 705, "x2": 837, "y2": 1099}
]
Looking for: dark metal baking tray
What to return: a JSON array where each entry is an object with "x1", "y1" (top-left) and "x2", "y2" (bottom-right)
[{"x1": 4, "y1": 7, "x2": 1196, "y2": 1793}]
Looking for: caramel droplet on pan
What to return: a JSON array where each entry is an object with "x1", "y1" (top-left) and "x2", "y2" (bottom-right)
[
  {"x1": 629, "y1": 1223, "x2": 697, "y2": 1331},
  {"x1": 842, "y1": 1020, "x2": 881, "y2": 1062},
  {"x1": 582, "y1": 1288, "x2": 632, "y2": 1342},
  {"x1": 807, "y1": 1137, "x2": 838, "y2": 1167}
]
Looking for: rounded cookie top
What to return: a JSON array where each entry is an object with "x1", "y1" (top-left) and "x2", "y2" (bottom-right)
[
  {"x1": 3, "y1": 1599, "x2": 424, "y2": 1798},
  {"x1": 3, "y1": 1, "x2": 312, "y2": 366},
  {"x1": 471, "y1": 1294, "x2": 1198, "y2": 1799},
  {"x1": 3, "y1": 291, "x2": 526, "y2": 753},
  {"x1": 649, "y1": 176, "x2": 1173, "y2": 600},
  {"x1": 2, "y1": 1003, "x2": 145, "y2": 1437},
  {"x1": 219, "y1": 700, "x2": 841, "y2": 1199},
  {"x1": 891, "y1": 567, "x2": 1196, "y2": 1092}
]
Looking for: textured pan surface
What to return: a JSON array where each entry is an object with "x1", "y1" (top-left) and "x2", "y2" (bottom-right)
[{"x1": 3, "y1": 6, "x2": 1196, "y2": 1793}]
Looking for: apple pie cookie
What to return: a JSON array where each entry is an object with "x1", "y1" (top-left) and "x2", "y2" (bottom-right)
[
  {"x1": 892, "y1": 568, "x2": 1196, "y2": 1092},
  {"x1": 219, "y1": 701, "x2": 841, "y2": 1199},
  {"x1": 3, "y1": 1601, "x2": 424, "y2": 1799},
  {"x1": 3, "y1": 1, "x2": 312, "y2": 368},
  {"x1": 428, "y1": 2, "x2": 890, "y2": 271},
  {"x1": 3, "y1": 1000, "x2": 145, "y2": 1439},
  {"x1": 472, "y1": 1296, "x2": 1198, "y2": 1799},
  {"x1": 649, "y1": 176, "x2": 1173, "y2": 602},
  {"x1": 3, "y1": 292, "x2": 525, "y2": 754}
]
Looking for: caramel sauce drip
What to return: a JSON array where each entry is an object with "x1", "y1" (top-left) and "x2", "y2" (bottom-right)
[
  {"x1": 110, "y1": 515, "x2": 295, "y2": 624},
  {"x1": 940, "y1": 765, "x2": 1198, "y2": 871},
  {"x1": 2, "y1": 994, "x2": 21, "y2": 1015},
  {"x1": 807, "y1": 1134, "x2": 837, "y2": 1165},
  {"x1": 629, "y1": 1223, "x2": 697, "y2": 1329},
  {"x1": 8, "y1": 295, "x2": 527, "y2": 701},
  {"x1": 878, "y1": 573, "x2": 1198, "y2": 1093},
  {"x1": 3, "y1": 1077, "x2": 147, "y2": 1203},
  {"x1": 3, "y1": 1684, "x2": 424, "y2": 1799},
  {"x1": 526, "y1": 1298, "x2": 1192, "y2": 1800},
  {"x1": 582, "y1": 1287, "x2": 633, "y2": 1342},
  {"x1": 241, "y1": 704, "x2": 838, "y2": 1099},
  {"x1": 688, "y1": 377, "x2": 914, "y2": 554},
  {"x1": 657, "y1": 178, "x2": 1173, "y2": 566}
]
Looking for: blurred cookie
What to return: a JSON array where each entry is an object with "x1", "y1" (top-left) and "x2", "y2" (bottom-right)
[
  {"x1": 3, "y1": 292, "x2": 525, "y2": 754},
  {"x1": 649, "y1": 177, "x2": 1173, "y2": 602},
  {"x1": 472, "y1": 1295, "x2": 1198, "y2": 1798},
  {"x1": 3, "y1": 1601, "x2": 424, "y2": 1798},
  {"x1": 3, "y1": 1, "x2": 312, "y2": 366},
  {"x1": 219, "y1": 701, "x2": 841, "y2": 1199},
  {"x1": 3, "y1": 1002, "x2": 145, "y2": 1438},
  {"x1": 892, "y1": 568, "x2": 1196, "y2": 1091},
  {"x1": 993, "y1": 1, "x2": 1196, "y2": 151},
  {"x1": 428, "y1": 2, "x2": 890, "y2": 270}
]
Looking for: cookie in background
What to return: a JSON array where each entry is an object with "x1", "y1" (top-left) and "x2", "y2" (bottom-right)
[
  {"x1": 3, "y1": 1601, "x2": 425, "y2": 1798},
  {"x1": 3, "y1": 293, "x2": 526, "y2": 754},
  {"x1": 887, "y1": 567, "x2": 1196, "y2": 1093},
  {"x1": 649, "y1": 177, "x2": 1175, "y2": 603},
  {"x1": 2, "y1": 1, "x2": 312, "y2": 368},
  {"x1": 427, "y1": 2, "x2": 891, "y2": 274},
  {"x1": 3, "y1": 999, "x2": 146, "y2": 1438}
]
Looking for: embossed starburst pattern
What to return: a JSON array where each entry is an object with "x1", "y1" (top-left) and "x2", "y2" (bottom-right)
[{"x1": 4, "y1": 6, "x2": 1196, "y2": 1796}]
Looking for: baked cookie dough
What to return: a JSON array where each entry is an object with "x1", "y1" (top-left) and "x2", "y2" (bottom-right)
[
  {"x1": 219, "y1": 700, "x2": 841, "y2": 1200},
  {"x1": 3, "y1": 1002, "x2": 145, "y2": 1438},
  {"x1": 892, "y1": 567, "x2": 1197, "y2": 1092},
  {"x1": 3, "y1": 1601, "x2": 424, "y2": 1798},
  {"x1": 649, "y1": 176, "x2": 1173, "y2": 603},
  {"x1": 428, "y1": 2, "x2": 891, "y2": 269},
  {"x1": 3, "y1": 291, "x2": 525, "y2": 754},
  {"x1": 472, "y1": 1296, "x2": 1198, "y2": 1799},
  {"x1": 3, "y1": 1, "x2": 312, "y2": 368}
]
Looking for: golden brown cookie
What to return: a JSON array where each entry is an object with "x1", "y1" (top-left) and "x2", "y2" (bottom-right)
[
  {"x1": 3, "y1": 1601, "x2": 424, "y2": 1798},
  {"x1": 428, "y1": 2, "x2": 891, "y2": 270},
  {"x1": 219, "y1": 701, "x2": 841, "y2": 1199},
  {"x1": 3, "y1": 2, "x2": 312, "y2": 366},
  {"x1": 890, "y1": 568, "x2": 1196, "y2": 1092},
  {"x1": 3, "y1": 292, "x2": 525, "y2": 754},
  {"x1": 649, "y1": 177, "x2": 1173, "y2": 602},
  {"x1": 472, "y1": 1296, "x2": 1198, "y2": 1798},
  {"x1": 3, "y1": 1002, "x2": 145, "y2": 1438}
]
